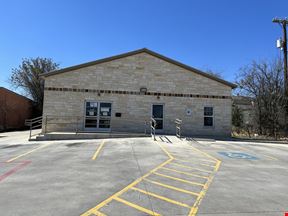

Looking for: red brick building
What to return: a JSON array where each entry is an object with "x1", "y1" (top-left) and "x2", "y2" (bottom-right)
[{"x1": 0, "y1": 87, "x2": 33, "y2": 131}]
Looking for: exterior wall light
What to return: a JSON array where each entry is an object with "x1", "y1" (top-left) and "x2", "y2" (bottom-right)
[{"x1": 140, "y1": 87, "x2": 147, "y2": 95}]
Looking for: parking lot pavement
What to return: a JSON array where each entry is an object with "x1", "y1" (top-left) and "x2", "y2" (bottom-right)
[
  {"x1": 0, "y1": 133, "x2": 287, "y2": 216},
  {"x1": 191, "y1": 138, "x2": 288, "y2": 216},
  {"x1": 82, "y1": 136, "x2": 221, "y2": 216},
  {"x1": 0, "y1": 137, "x2": 169, "y2": 216}
]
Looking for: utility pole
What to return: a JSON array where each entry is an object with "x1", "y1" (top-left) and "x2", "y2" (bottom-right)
[
  {"x1": 273, "y1": 17, "x2": 288, "y2": 134},
  {"x1": 273, "y1": 17, "x2": 288, "y2": 97}
]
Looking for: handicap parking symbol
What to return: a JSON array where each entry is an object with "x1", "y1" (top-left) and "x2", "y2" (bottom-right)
[{"x1": 218, "y1": 152, "x2": 259, "y2": 160}]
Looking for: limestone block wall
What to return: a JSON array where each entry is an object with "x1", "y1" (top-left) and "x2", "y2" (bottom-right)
[
  {"x1": 43, "y1": 90, "x2": 232, "y2": 136},
  {"x1": 42, "y1": 52, "x2": 233, "y2": 136}
]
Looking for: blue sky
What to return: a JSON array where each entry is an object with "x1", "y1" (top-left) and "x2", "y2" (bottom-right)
[{"x1": 0, "y1": 0, "x2": 287, "y2": 91}]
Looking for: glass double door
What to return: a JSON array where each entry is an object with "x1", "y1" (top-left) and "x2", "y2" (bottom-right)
[{"x1": 85, "y1": 101, "x2": 112, "y2": 131}]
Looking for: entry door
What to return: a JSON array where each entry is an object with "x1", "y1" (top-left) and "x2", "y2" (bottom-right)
[
  {"x1": 152, "y1": 104, "x2": 164, "y2": 130},
  {"x1": 85, "y1": 101, "x2": 112, "y2": 131}
]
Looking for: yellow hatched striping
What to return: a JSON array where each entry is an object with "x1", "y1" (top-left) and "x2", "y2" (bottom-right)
[
  {"x1": 174, "y1": 158, "x2": 216, "y2": 168},
  {"x1": 170, "y1": 162, "x2": 213, "y2": 173},
  {"x1": 188, "y1": 161, "x2": 222, "y2": 216},
  {"x1": 131, "y1": 187, "x2": 191, "y2": 208},
  {"x1": 197, "y1": 158, "x2": 217, "y2": 163},
  {"x1": 113, "y1": 196, "x2": 161, "y2": 216},
  {"x1": 160, "y1": 167, "x2": 209, "y2": 179},
  {"x1": 81, "y1": 140, "x2": 222, "y2": 216},
  {"x1": 80, "y1": 151, "x2": 173, "y2": 216},
  {"x1": 144, "y1": 178, "x2": 200, "y2": 197},
  {"x1": 92, "y1": 210, "x2": 107, "y2": 216},
  {"x1": 153, "y1": 172, "x2": 205, "y2": 187},
  {"x1": 171, "y1": 154, "x2": 217, "y2": 164}
]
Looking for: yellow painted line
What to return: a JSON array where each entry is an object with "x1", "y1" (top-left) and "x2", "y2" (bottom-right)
[
  {"x1": 199, "y1": 158, "x2": 217, "y2": 163},
  {"x1": 170, "y1": 162, "x2": 213, "y2": 173},
  {"x1": 157, "y1": 142, "x2": 174, "y2": 159},
  {"x1": 144, "y1": 178, "x2": 200, "y2": 197},
  {"x1": 82, "y1": 140, "x2": 220, "y2": 216},
  {"x1": 174, "y1": 158, "x2": 216, "y2": 168},
  {"x1": 160, "y1": 167, "x2": 209, "y2": 179},
  {"x1": 187, "y1": 141, "x2": 222, "y2": 216},
  {"x1": 187, "y1": 143, "x2": 220, "y2": 162},
  {"x1": 93, "y1": 210, "x2": 107, "y2": 216},
  {"x1": 262, "y1": 154, "x2": 278, "y2": 161},
  {"x1": 131, "y1": 186, "x2": 190, "y2": 208},
  {"x1": 81, "y1": 142, "x2": 173, "y2": 216},
  {"x1": 113, "y1": 197, "x2": 161, "y2": 216},
  {"x1": 171, "y1": 153, "x2": 216, "y2": 164},
  {"x1": 92, "y1": 140, "x2": 106, "y2": 160},
  {"x1": 153, "y1": 172, "x2": 205, "y2": 187},
  {"x1": 189, "y1": 160, "x2": 221, "y2": 216},
  {"x1": 6, "y1": 143, "x2": 53, "y2": 163}
]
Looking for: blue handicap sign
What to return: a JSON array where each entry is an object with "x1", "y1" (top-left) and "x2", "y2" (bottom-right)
[{"x1": 218, "y1": 152, "x2": 259, "y2": 160}]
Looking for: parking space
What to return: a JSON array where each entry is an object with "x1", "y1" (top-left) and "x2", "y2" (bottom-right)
[
  {"x1": 0, "y1": 133, "x2": 287, "y2": 216},
  {"x1": 192, "y1": 138, "x2": 288, "y2": 216}
]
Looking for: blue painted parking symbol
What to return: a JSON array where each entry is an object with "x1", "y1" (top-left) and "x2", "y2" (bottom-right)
[{"x1": 218, "y1": 152, "x2": 259, "y2": 160}]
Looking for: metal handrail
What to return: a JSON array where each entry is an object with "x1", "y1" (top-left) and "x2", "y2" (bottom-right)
[
  {"x1": 42, "y1": 115, "x2": 150, "y2": 135},
  {"x1": 25, "y1": 116, "x2": 42, "y2": 126},
  {"x1": 151, "y1": 118, "x2": 157, "y2": 141},
  {"x1": 175, "y1": 118, "x2": 182, "y2": 138},
  {"x1": 25, "y1": 116, "x2": 43, "y2": 140}
]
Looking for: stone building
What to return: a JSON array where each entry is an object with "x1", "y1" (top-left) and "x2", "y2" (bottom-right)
[
  {"x1": 0, "y1": 87, "x2": 33, "y2": 131},
  {"x1": 41, "y1": 48, "x2": 236, "y2": 136}
]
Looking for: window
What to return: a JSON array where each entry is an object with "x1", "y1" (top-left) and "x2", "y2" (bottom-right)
[{"x1": 204, "y1": 107, "x2": 213, "y2": 126}]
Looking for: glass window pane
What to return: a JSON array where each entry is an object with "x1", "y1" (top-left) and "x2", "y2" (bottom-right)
[
  {"x1": 153, "y1": 105, "x2": 163, "y2": 118},
  {"x1": 204, "y1": 107, "x2": 213, "y2": 116},
  {"x1": 86, "y1": 102, "x2": 97, "y2": 116},
  {"x1": 204, "y1": 117, "x2": 213, "y2": 126},
  {"x1": 85, "y1": 118, "x2": 97, "y2": 128},
  {"x1": 100, "y1": 103, "x2": 111, "y2": 117},
  {"x1": 99, "y1": 119, "x2": 110, "y2": 128},
  {"x1": 155, "y1": 120, "x2": 163, "y2": 129}
]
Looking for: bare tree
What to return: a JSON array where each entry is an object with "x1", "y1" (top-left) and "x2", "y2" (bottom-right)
[
  {"x1": 232, "y1": 103, "x2": 243, "y2": 134},
  {"x1": 10, "y1": 58, "x2": 59, "y2": 114},
  {"x1": 236, "y1": 59, "x2": 286, "y2": 138}
]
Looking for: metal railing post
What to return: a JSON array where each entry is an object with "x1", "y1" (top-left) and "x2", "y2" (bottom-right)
[
  {"x1": 175, "y1": 118, "x2": 182, "y2": 138},
  {"x1": 44, "y1": 115, "x2": 48, "y2": 134},
  {"x1": 75, "y1": 116, "x2": 79, "y2": 134},
  {"x1": 151, "y1": 118, "x2": 157, "y2": 141},
  {"x1": 29, "y1": 124, "x2": 32, "y2": 140}
]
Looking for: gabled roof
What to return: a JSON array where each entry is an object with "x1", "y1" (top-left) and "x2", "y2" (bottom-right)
[{"x1": 42, "y1": 48, "x2": 237, "y2": 88}]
